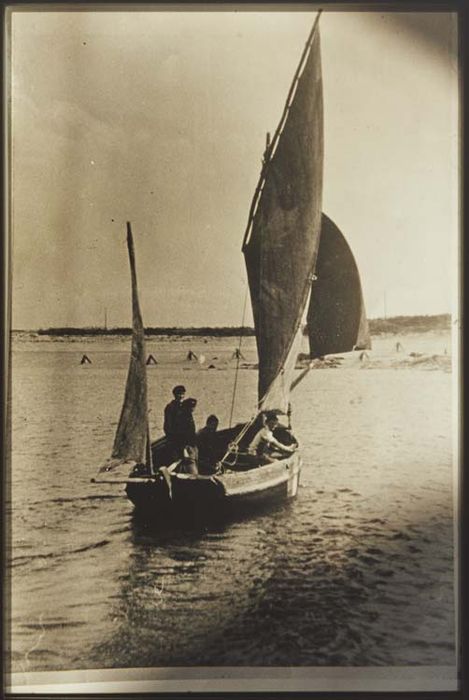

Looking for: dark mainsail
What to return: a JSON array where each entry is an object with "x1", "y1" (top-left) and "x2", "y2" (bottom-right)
[
  {"x1": 243, "y1": 15, "x2": 323, "y2": 412},
  {"x1": 307, "y1": 214, "x2": 371, "y2": 358},
  {"x1": 111, "y1": 222, "x2": 150, "y2": 464}
]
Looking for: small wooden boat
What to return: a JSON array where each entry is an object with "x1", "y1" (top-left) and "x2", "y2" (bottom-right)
[
  {"x1": 124, "y1": 426, "x2": 302, "y2": 521},
  {"x1": 93, "y1": 12, "x2": 369, "y2": 521}
]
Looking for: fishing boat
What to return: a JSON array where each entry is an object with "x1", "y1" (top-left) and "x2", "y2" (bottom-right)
[{"x1": 93, "y1": 13, "x2": 370, "y2": 520}]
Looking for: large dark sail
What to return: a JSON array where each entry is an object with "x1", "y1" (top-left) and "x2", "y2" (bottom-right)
[
  {"x1": 307, "y1": 213, "x2": 371, "y2": 358},
  {"x1": 243, "y1": 15, "x2": 323, "y2": 412},
  {"x1": 111, "y1": 222, "x2": 150, "y2": 463}
]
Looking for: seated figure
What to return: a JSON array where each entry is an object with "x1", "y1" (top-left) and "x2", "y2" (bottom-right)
[
  {"x1": 248, "y1": 412, "x2": 296, "y2": 464},
  {"x1": 176, "y1": 445, "x2": 199, "y2": 475},
  {"x1": 196, "y1": 415, "x2": 220, "y2": 475}
]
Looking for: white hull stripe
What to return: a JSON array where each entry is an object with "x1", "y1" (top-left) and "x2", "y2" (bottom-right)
[{"x1": 224, "y1": 471, "x2": 296, "y2": 497}]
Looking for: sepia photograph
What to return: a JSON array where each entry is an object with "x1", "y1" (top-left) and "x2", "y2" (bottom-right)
[{"x1": 4, "y1": 3, "x2": 461, "y2": 695}]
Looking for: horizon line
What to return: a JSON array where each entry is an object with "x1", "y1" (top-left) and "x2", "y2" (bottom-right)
[{"x1": 11, "y1": 312, "x2": 452, "y2": 334}]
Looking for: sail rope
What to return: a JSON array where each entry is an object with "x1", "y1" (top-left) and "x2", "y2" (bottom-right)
[
  {"x1": 228, "y1": 284, "x2": 250, "y2": 428},
  {"x1": 221, "y1": 370, "x2": 285, "y2": 466}
]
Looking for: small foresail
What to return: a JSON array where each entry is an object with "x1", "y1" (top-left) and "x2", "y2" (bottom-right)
[
  {"x1": 110, "y1": 222, "x2": 150, "y2": 465},
  {"x1": 243, "y1": 14, "x2": 324, "y2": 412},
  {"x1": 307, "y1": 214, "x2": 371, "y2": 358}
]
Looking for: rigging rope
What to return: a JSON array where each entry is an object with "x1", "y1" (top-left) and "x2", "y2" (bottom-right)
[
  {"x1": 228, "y1": 284, "x2": 249, "y2": 428},
  {"x1": 222, "y1": 368, "x2": 275, "y2": 465}
]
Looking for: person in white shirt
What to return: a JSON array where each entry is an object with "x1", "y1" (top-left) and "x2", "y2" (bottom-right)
[{"x1": 248, "y1": 413, "x2": 296, "y2": 464}]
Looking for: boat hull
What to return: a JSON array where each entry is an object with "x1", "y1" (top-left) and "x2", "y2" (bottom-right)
[{"x1": 125, "y1": 451, "x2": 302, "y2": 522}]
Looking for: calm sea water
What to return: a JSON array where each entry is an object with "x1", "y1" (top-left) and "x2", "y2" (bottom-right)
[{"x1": 8, "y1": 333, "x2": 457, "y2": 671}]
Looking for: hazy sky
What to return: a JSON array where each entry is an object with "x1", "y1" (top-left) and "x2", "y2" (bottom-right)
[{"x1": 9, "y1": 8, "x2": 458, "y2": 329}]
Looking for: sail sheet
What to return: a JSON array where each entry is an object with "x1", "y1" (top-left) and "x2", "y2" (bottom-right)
[
  {"x1": 111, "y1": 222, "x2": 150, "y2": 463},
  {"x1": 243, "y1": 17, "x2": 323, "y2": 413},
  {"x1": 307, "y1": 213, "x2": 371, "y2": 358}
]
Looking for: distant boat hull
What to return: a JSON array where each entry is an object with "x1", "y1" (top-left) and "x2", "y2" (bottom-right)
[{"x1": 125, "y1": 451, "x2": 302, "y2": 521}]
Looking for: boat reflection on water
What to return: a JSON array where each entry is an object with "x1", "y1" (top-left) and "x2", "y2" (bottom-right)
[
  {"x1": 129, "y1": 490, "x2": 295, "y2": 538},
  {"x1": 90, "y1": 500, "x2": 302, "y2": 669},
  {"x1": 87, "y1": 489, "x2": 393, "y2": 670}
]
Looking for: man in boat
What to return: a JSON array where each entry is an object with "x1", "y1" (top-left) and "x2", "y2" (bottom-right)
[
  {"x1": 196, "y1": 415, "x2": 220, "y2": 474},
  {"x1": 248, "y1": 411, "x2": 297, "y2": 464},
  {"x1": 164, "y1": 385, "x2": 194, "y2": 460},
  {"x1": 164, "y1": 385, "x2": 186, "y2": 437},
  {"x1": 171, "y1": 399, "x2": 199, "y2": 473}
]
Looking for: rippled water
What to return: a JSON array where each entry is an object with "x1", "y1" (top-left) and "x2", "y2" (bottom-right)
[{"x1": 8, "y1": 333, "x2": 457, "y2": 671}]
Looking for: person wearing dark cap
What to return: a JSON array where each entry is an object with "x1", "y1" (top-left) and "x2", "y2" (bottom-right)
[
  {"x1": 163, "y1": 386, "x2": 186, "y2": 461},
  {"x1": 163, "y1": 387, "x2": 198, "y2": 461},
  {"x1": 164, "y1": 385, "x2": 186, "y2": 446}
]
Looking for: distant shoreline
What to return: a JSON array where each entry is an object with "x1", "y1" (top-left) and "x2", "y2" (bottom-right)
[{"x1": 13, "y1": 314, "x2": 451, "y2": 337}]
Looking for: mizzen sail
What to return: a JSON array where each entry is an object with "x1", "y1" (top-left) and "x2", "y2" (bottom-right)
[
  {"x1": 111, "y1": 222, "x2": 150, "y2": 464},
  {"x1": 243, "y1": 15, "x2": 323, "y2": 412},
  {"x1": 307, "y1": 214, "x2": 371, "y2": 358}
]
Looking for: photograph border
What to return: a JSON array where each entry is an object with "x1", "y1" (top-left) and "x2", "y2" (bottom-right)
[{"x1": 2, "y1": 0, "x2": 467, "y2": 697}]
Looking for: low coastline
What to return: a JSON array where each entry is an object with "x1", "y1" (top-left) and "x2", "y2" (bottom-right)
[{"x1": 12, "y1": 313, "x2": 452, "y2": 341}]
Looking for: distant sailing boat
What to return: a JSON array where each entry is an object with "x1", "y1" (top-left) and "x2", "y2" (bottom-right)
[{"x1": 94, "y1": 14, "x2": 369, "y2": 519}]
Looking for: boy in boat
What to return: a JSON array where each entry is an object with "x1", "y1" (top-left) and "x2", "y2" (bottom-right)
[
  {"x1": 196, "y1": 415, "x2": 220, "y2": 474},
  {"x1": 173, "y1": 401, "x2": 199, "y2": 474},
  {"x1": 176, "y1": 445, "x2": 199, "y2": 475},
  {"x1": 180, "y1": 398, "x2": 197, "y2": 446},
  {"x1": 248, "y1": 412, "x2": 296, "y2": 464}
]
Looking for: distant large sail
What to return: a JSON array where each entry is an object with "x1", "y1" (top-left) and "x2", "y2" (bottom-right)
[
  {"x1": 307, "y1": 214, "x2": 371, "y2": 358},
  {"x1": 243, "y1": 16, "x2": 323, "y2": 412},
  {"x1": 111, "y1": 222, "x2": 150, "y2": 463}
]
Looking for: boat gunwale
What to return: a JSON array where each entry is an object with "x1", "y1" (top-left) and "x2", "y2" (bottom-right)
[
  {"x1": 121, "y1": 452, "x2": 301, "y2": 495},
  {"x1": 217, "y1": 452, "x2": 301, "y2": 497}
]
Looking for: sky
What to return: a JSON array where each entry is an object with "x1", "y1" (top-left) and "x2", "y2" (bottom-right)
[{"x1": 8, "y1": 8, "x2": 459, "y2": 329}]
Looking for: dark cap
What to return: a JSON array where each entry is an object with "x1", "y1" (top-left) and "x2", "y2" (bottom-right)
[
  {"x1": 173, "y1": 385, "x2": 186, "y2": 395},
  {"x1": 265, "y1": 410, "x2": 279, "y2": 423}
]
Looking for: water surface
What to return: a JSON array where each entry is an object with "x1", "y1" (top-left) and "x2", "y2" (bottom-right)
[{"x1": 8, "y1": 333, "x2": 456, "y2": 671}]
